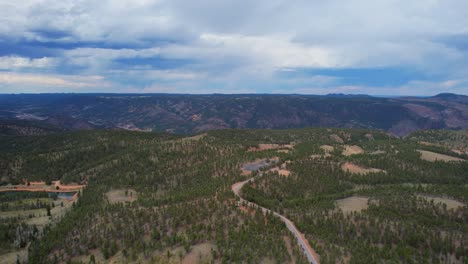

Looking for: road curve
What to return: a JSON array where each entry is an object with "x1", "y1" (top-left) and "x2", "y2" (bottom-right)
[{"x1": 232, "y1": 176, "x2": 320, "y2": 264}]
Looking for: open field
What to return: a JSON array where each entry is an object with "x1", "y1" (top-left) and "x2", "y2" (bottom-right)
[
  {"x1": 418, "y1": 195, "x2": 465, "y2": 210},
  {"x1": 336, "y1": 196, "x2": 369, "y2": 214},
  {"x1": 0, "y1": 249, "x2": 27, "y2": 264},
  {"x1": 0, "y1": 208, "x2": 46, "y2": 219},
  {"x1": 341, "y1": 162, "x2": 385, "y2": 175},
  {"x1": 106, "y1": 189, "x2": 138, "y2": 204},
  {"x1": 417, "y1": 150, "x2": 465, "y2": 162},
  {"x1": 177, "y1": 133, "x2": 207, "y2": 142},
  {"x1": 342, "y1": 145, "x2": 364, "y2": 156},
  {"x1": 0, "y1": 182, "x2": 85, "y2": 194}
]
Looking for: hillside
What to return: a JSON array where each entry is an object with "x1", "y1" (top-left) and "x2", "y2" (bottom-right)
[
  {"x1": 0, "y1": 93, "x2": 466, "y2": 136},
  {"x1": 0, "y1": 128, "x2": 466, "y2": 263},
  {"x1": 0, "y1": 120, "x2": 65, "y2": 136}
]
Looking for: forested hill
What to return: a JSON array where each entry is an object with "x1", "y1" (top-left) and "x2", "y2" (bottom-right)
[
  {"x1": 0, "y1": 93, "x2": 466, "y2": 136},
  {"x1": 0, "y1": 128, "x2": 466, "y2": 263}
]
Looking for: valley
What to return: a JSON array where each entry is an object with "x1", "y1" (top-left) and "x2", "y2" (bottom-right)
[{"x1": 1, "y1": 93, "x2": 467, "y2": 137}]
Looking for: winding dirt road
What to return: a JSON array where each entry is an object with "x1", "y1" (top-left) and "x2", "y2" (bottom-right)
[{"x1": 232, "y1": 176, "x2": 320, "y2": 264}]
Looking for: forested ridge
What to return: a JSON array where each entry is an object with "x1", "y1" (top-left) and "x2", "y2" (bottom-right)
[{"x1": 0, "y1": 128, "x2": 466, "y2": 263}]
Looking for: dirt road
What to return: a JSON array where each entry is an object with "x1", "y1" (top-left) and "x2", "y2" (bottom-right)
[{"x1": 232, "y1": 175, "x2": 320, "y2": 264}]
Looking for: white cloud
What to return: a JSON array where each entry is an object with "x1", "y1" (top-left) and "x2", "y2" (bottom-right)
[
  {"x1": 0, "y1": 56, "x2": 57, "y2": 69},
  {"x1": 1, "y1": 0, "x2": 468, "y2": 94},
  {"x1": 0, "y1": 72, "x2": 109, "y2": 88}
]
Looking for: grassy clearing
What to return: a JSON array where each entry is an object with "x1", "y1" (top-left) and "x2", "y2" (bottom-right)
[
  {"x1": 50, "y1": 199, "x2": 74, "y2": 222},
  {"x1": 336, "y1": 196, "x2": 369, "y2": 215},
  {"x1": 24, "y1": 216, "x2": 50, "y2": 227},
  {"x1": 320, "y1": 145, "x2": 334, "y2": 153},
  {"x1": 4, "y1": 198, "x2": 53, "y2": 207},
  {"x1": 0, "y1": 208, "x2": 46, "y2": 219},
  {"x1": 341, "y1": 162, "x2": 385, "y2": 175},
  {"x1": 106, "y1": 189, "x2": 138, "y2": 204},
  {"x1": 268, "y1": 167, "x2": 291, "y2": 177},
  {"x1": 178, "y1": 133, "x2": 207, "y2": 142},
  {"x1": 342, "y1": 145, "x2": 364, "y2": 156},
  {"x1": 369, "y1": 150, "x2": 386, "y2": 155},
  {"x1": 417, "y1": 150, "x2": 465, "y2": 162},
  {"x1": 0, "y1": 249, "x2": 27, "y2": 264},
  {"x1": 248, "y1": 143, "x2": 294, "y2": 152},
  {"x1": 182, "y1": 242, "x2": 216, "y2": 264},
  {"x1": 418, "y1": 195, "x2": 465, "y2": 210},
  {"x1": 330, "y1": 134, "x2": 344, "y2": 143}
]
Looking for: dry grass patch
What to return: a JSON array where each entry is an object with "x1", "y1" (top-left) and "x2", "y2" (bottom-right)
[
  {"x1": 178, "y1": 133, "x2": 207, "y2": 142},
  {"x1": 310, "y1": 145, "x2": 334, "y2": 159},
  {"x1": 106, "y1": 189, "x2": 138, "y2": 204},
  {"x1": 336, "y1": 196, "x2": 369, "y2": 214},
  {"x1": 370, "y1": 150, "x2": 386, "y2": 155},
  {"x1": 320, "y1": 145, "x2": 334, "y2": 153},
  {"x1": 0, "y1": 249, "x2": 27, "y2": 264},
  {"x1": 268, "y1": 167, "x2": 291, "y2": 177},
  {"x1": 283, "y1": 236, "x2": 296, "y2": 264},
  {"x1": 418, "y1": 195, "x2": 465, "y2": 210},
  {"x1": 417, "y1": 150, "x2": 465, "y2": 162},
  {"x1": 0, "y1": 208, "x2": 46, "y2": 219},
  {"x1": 341, "y1": 162, "x2": 385, "y2": 175},
  {"x1": 330, "y1": 134, "x2": 344, "y2": 144},
  {"x1": 248, "y1": 143, "x2": 294, "y2": 152},
  {"x1": 342, "y1": 145, "x2": 364, "y2": 156},
  {"x1": 182, "y1": 243, "x2": 216, "y2": 264}
]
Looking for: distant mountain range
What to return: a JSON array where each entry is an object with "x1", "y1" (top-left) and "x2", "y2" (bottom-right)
[{"x1": 0, "y1": 93, "x2": 466, "y2": 136}]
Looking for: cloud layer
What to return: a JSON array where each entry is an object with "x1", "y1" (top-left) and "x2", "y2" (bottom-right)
[{"x1": 0, "y1": 0, "x2": 467, "y2": 95}]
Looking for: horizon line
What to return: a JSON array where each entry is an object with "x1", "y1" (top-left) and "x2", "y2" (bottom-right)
[{"x1": 0, "y1": 92, "x2": 465, "y2": 98}]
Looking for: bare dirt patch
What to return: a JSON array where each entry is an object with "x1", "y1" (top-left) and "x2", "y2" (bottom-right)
[
  {"x1": 419, "y1": 141, "x2": 436, "y2": 146},
  {"x1": 342, "y1": 145, "x2": 364, "y2": 156},
  {"x1": 418, "y1": 195, "x2": 465, "y2": 210},
  {"x1": 248, "y1": 143, "x2": 294, "y2": 152},
  {"x1": 336, "y1": 196, "x2": 369, "y2": 214},
  {"x1": 330, "y1": 134, "x2": 344, "y2": 144},
  {"x1": 310, "y1": 145, "x2": 334, "y2": 159},
  {"x1": 417, "y1": 150, "x2": 465, "y2": 162},
  {"x1": 182, "y1": 243, "x2": 216, "y2": 264},
  {"x1": 268, "y1": 167, "x2": 291, "y2": 177},
  {"x1": 370, "y1": 150, "x2": 386, "y2": 155},
  {"x1": 283, "y1": 236, "x2": 296, "y2": 264},
  {"x1": 341, "y1": 162, "x2": 385, "y2": 175},
  {"x1": 106, "y1": 189, "x2": 138, "y2": 204},
  {"x1": 320, "y1": 145, "x2": 334, "y2": 153},
  {"x1": 241, "y1": 169, "x2": 252, "y2": 176}
]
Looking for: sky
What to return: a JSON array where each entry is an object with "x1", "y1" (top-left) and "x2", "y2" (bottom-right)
[{"x1": 0, "y1": 0, "x2": 467, "y2": 95}]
